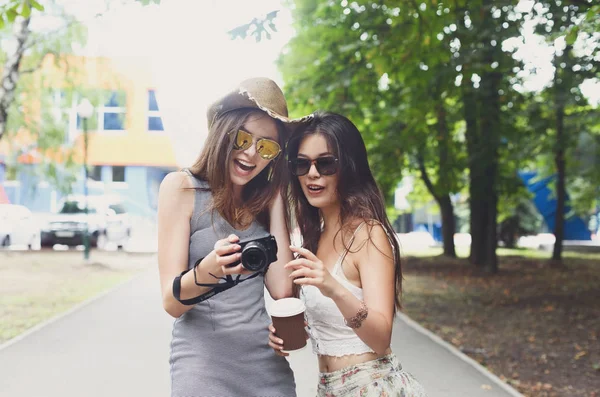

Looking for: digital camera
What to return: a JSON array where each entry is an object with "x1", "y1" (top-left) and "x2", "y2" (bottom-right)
[{"x1": 230, "y1": 234, "x2": 278, "y2": 272}]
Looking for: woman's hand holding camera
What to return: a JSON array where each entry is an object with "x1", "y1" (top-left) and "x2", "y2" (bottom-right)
[{"x1": 200, "y1": 234, "x2": 253, "y2": 276}]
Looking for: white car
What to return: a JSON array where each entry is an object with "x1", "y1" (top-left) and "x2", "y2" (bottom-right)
[{"x1": 0, "y1": 204, "x2": 42, "y2": 250}]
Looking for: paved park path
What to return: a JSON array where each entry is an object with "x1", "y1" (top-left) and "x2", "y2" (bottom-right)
[{"x1": 0, "y1": 267, "x2": 522, "y2": 397}]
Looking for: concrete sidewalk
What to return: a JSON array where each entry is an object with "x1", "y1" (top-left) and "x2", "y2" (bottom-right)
[{"x1": 0, "y1": 268, "x2": 521, "y2": 397}]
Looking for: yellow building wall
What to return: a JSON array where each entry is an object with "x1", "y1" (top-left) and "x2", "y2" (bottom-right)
[{"x1": 1, "y1": 55, "x2": 178, "y2": 168}]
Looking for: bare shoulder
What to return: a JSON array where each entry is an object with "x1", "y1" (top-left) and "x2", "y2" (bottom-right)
[
  {"x1": 160, "y1": 171, "x2": 194, "y2": 192},
  {"x1": 158, "y1": 171, "x2": 195, "y2": 214},
  {"x1": 354, "y1": 220, "x2": 394, "y2": 260}
]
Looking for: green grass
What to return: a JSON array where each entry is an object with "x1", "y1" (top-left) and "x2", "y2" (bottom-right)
[
  {"x1": 0, "y1": 274, "x2": 134, "y2": 343},
  {"x1": 0, "y1": 251, "x2": 152, "y2": 344}
]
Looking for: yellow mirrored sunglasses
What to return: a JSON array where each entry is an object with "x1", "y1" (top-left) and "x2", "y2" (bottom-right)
[{"x1": 231, "y1": 129, "x2": 281, "y2": 160}]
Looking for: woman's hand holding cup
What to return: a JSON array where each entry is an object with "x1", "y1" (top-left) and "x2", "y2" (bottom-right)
[
  {"x1": 268, "y1": 298, "x2": 308, "y2": 355},
  {"x1": 268, "y1": 323, "x2": 288, "y2": 357},
  {"x1": 268, "y1": 320, "x2": 310, "y2": 357}
]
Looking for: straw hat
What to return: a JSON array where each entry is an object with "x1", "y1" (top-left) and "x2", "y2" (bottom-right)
[{"x1": 206, "y1": 77, "x2": 313, "y2": 129}]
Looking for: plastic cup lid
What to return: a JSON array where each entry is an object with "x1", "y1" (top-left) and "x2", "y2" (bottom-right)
[{"x1": 269, "y1": 298, "x2": 306, "y2": 317}]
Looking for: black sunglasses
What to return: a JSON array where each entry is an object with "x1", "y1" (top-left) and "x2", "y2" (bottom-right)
[{"x1": 288, "y1": 156, "x2": 339, "y2": 176}]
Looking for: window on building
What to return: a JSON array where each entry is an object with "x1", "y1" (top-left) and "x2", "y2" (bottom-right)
[
  {"x1": 48, "y1": 89, "x2": 127, "y2": 137},
  {"x1": 148, "y1": 89, "x2": 164, "y2": 131},
  {"x1": 49, "y1": 90, "x2": 98, "y2": 143},
  {"x1": 89, "y1": 166, "x2": 102, "y2": 181},
  {"x1": 50, "y1": 90, "x2": 69, "y2": 128},
  {"x1": 102, "y1": 91, "x2": 126, "y2": 131},
  {"x1": 112, "y1": 166, "x2": 125, "y2": 182}
]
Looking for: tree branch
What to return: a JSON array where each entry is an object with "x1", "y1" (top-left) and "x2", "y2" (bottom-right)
[
  {"x1": 24, "y1": 17, "x2": 78, "y2": 50},
  {"x1": 417, "y1": 150, "x2": 441, "y2": 201},
  {"x1": 19, "y1": 50, "x2": 59, "y2": 74},
  {"x1": 0, "y1": 16, "x2": 31, "y2": 141}
]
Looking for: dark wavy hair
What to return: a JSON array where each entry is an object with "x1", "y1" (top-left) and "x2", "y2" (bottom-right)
[
  {"x1": 287, "y1": 111, "x2": 403, "y2": 311},
  {"x1": 189, "y1": 108, "x2": 290, "y2": 230}
]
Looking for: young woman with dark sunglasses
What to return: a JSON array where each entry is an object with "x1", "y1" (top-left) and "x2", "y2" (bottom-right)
[
  {"x1": 157, "y1": 77, "x2": 311, "y2": 397},
  {"x1": 268, "y1": 111, "x2": 427, "y2": 396}
]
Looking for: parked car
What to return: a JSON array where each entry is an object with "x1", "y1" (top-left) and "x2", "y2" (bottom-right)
[
  {"x1": 41, "y1": 195, "x2": 131, "y2": 249},
  {"x1": 0, "y1": 204, "x2": 42, "y2": 250}
]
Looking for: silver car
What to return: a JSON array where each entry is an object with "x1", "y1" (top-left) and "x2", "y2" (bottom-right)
[{"x1": 41, "y1": 195, "x2": 131, "y2": 249}]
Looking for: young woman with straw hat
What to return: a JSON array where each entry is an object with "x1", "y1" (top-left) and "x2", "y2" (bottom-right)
[{"x1": 157, "y1": 77, "x2": 311, "y2": 397}]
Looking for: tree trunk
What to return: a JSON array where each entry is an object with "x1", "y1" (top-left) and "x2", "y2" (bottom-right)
[
  {"x1": 479, "y1": 83, "x2": 500, "y2": 273},
  {"x1": 417, "y1": 153, "x2": 457, "y2": 258},
  {"x1": 439, "y1": 195, "x2": 457, "y2": 257},
  {"x1": 552, "y1": 106, "x2": 566, "y2": 261},
  {"x1": 483, "y1": 166, "x2": 498, "y2": 272},
  {"x1": 550, "y1": 41, "x2": 572, "y2": 263},
  {"x1": 435, "y1": 99, "x2": 456, "y2": 258},
  {"x1": 499, "y1": 217, "x2": 518, "y2": 248},
  {"x1": 473, "y1": 0, "x2": 501, "y2": 273},
  {"x1": 456, "y1": 6, "x2": 485, "y2": 267},
  {"x1": 463, "y1": 86, "x2": 484, "y2": 266},
  {"x1": 0, "y1": 16, "x2": 31, "y2": 141}
]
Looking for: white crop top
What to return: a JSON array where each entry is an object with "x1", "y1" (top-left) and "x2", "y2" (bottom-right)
[{"x1": 301, "y1": 221, "x2": 394, "y2": 357}]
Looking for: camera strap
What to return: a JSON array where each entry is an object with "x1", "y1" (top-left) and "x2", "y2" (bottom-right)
[{"x1": 172, "y1": 258, "x2": 265, "y2": 305}]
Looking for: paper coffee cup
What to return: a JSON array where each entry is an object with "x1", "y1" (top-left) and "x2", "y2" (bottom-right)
[{"x1": 270, "y1": 298, "x2": 307, "y2": 353}]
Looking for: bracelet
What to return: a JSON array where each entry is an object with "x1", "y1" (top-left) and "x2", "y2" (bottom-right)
[{"x1": 344, "y1": 301, "x2": 368, "y2": 329}]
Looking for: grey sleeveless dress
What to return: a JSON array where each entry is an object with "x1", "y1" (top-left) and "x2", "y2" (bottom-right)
[{"x1": 169, "y1": 171, "x2": 296, "y2": 397}]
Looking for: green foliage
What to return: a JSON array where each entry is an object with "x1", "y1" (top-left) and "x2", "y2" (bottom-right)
[
  {"x1": 1, "y1": 0, "x2": 88, "y2": 193},
  {"x1": 0, "y1": 0, "x2": 158, "y2": 193},
  {"x1": 275, "y1": 0, "x2": 599, "y2": 263},
  {"x1": 0, "y1": 1, "x2": 44, "y2": 29},
  {"x1": 278, "y1": 1, "x2": 535, "y2": 220},
  {"x1": 278, "y1": 0, "x2": 472, "y2": 206},
  {"x1": 526, "y1": 1, "x2": 600, "y2": 218},
  {"x1": 565, "y1": 4, "x2": 600, "y2": 43}
]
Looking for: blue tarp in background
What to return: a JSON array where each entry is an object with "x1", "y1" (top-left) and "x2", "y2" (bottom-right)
[{"x1": 519, "y1": 171, "x2": 591, "y2": 241}]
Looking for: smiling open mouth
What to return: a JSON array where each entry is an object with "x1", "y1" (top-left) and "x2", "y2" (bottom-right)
[
  {"x1": 307, "y1": 185, "x2": 324, "y2": 192},
  {"x1": 235, "y1": 159, "x2": 256, "y2": 172}
]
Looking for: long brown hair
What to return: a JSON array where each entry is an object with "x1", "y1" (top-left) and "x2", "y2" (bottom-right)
[
  {"x1": 189, "y1": 108, "x2": 290, "y2": 230},
  {"x1": 287, "y1": 111, "x2": 403, "y2": 311}
]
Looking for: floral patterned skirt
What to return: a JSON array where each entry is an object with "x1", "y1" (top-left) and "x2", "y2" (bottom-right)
[{"x1": 316, "y1": 353, "x2": 427, "y2": 397}]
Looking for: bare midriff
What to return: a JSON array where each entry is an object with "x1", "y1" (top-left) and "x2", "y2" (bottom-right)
[{"x1": 318, "y1": 347, "x2": 392, "y2": 373}]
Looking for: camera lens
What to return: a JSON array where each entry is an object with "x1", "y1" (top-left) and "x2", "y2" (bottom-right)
[{"x1": 241, "y1": 243, "x2": 267, "y2": 272}]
